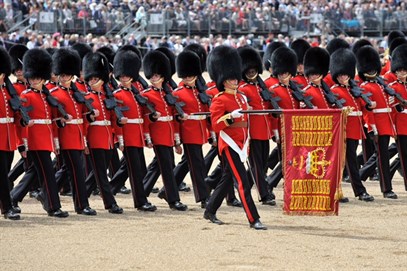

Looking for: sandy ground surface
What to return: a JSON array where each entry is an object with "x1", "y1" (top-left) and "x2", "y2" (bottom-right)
[{"x1": 2, "y1": 73, "x2": 407, "y2": 270}]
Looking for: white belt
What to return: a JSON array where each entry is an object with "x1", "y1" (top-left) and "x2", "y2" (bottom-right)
[
  {"x1": 400, "y1": 110, "x2": 407, "y2": 114},
  {"x1": 348, "y1": 111, "x2": 362, "y2": 117},
  {"x1": 0, "y1": 117, "x2": 14, "y2": 124},
  {"x1": 90, "y1": 120, "x2": 111, "y2": 126},
  {"x1": 187, "y1": 115, "x2": 207, "y2": 120},
  {"x1": 157, "y1": 116, "x2": 173, "y2": 122},
  {"x1": 127, "y1": 118, "x2": 144, "y2": 124},
  {"x1": 66, "y1": 118, "x2": 84, "y2": 124},
  {"x1": 32, "y1": 119, "x2": 52, "y2": 125},
  {"x1": 373, "y1": 108, "x2": 392, "y2": 113}
]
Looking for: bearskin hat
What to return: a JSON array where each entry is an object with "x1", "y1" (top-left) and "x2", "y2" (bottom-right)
[
  {"x1": 290, "y1": 38, "x2": 310, "y2": 64},
  {"x1": 9, "y1": 44, "x2": 28, "y2": 73},
  {"x1": 263, "y1": 41, "x2": 286, "y2": 70},
  {"x1": 388, "y1": 30, "x2": 405, "y2": 49},
  {"x1": 0, "y1": 47, "x2": 11, "y2": 77},
  {"x1": 23, "y1": 48, "x2": 52, "y2": 80},
  {"x1": 83, "y1": 52, "x2": 110, "y2": 83},
  {"x1": 176, "y1": 50, "x2": 201, "y2": 78},
  {"x1": 118, "y1": 44, "x2": 142, "y2": 59},
  {"x1": 352, "y1": 39, "x2": 372, "y2": 55},
  {"x1": 96, "y1": 46, "x2": 115, "y2": 72},
  {"x1": 238, "y1": 46, "x2": 263, "y2": 79},
  {"x1": 271, "y1": 47, "x2": 297, "y2": 77},
  {"x1": 142, "y1": 50, "x2": 172, "y2": 81},
  {"x1": 71, "y1": 43, "x2": 92, "y2": 61},
  {"x1": 304, "y1": 47, "x2": 330, "y2": 77},
  {"x1": 330, "y1": 48, "x2": 356, "y2": 83},
  {"x1": 389, "y1": 37, "x2": 407, "y2": 56},
  {"x1": 184, "y1": 43, "x2": 207, "y2": 72},
  {"x1": 156, "y1": 47, "x2": 176, "y2": 76},
  {"x1": 207, "y1": 45, "x2": 242, "y2": 92},
  {"x1": 326, "y1": 38, "x2": 350, "y2": 55},
  {"x1": 113, "y1": 50, "x2": 141, "y2": 81},
  {"x1": 52, "y1": 48, "x2": 81, "y2": 77},
  {"x1": 356, "y1": 45, "x2": 381, "y2": 81},
  {"x1": 391, "y1": 44, "x2": 407, "y2": 73}
]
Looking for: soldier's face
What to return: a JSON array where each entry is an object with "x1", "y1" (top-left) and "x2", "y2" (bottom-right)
[
  {"x1": 297, "y1": 64, "x2": 304, "y2": 73},
  {"x1": 309, "y1": 74, "x2": 322, "y2": 83},
  {"x1": 88, "y1": 77, "x2": 103, "y2": 90},
  {"x1": 337, "y1": 75, "x2": 350, "y2": 85},
  {"x1": 29, "y1": 78, "x2": 44, "y2": 89},
  {"x1": 15, "y1": 69, "x2": 23, "y2": 78},
  {"x1": 119, "y1": 75, "x2": 132, "y2": 86},
  {"x1": 150, "y1": 74, "x2": 164, "y2": 85},
  {"x1": 59, "y1": 74, "x2": 73, "y2": 85},
  {"x1": 396, "y1": 69, "x2": 407, "y2": 80},
  {"x1": 182, "y1": 76, "x2": 197, "y2": 86},
  {"x1": 278, "y1": 72, "x2": 291, "y2": 84},
  {"x1": 245, "y1": 69, "x2": 258, "y2": 81},
  {"x1": 224, "y1": 79, "x2": 239, "y2": 90}
]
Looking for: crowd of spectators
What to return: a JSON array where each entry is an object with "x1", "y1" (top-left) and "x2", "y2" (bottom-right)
[{"x1": 0, "y1": 0, "x2": 406, "y2": 38}]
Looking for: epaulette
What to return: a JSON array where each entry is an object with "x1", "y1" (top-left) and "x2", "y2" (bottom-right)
[
  {"x1": 303, "y1": 85, "x2": 312, "y2": 92},
  {"x1": 360, "y1": 81, "x2": 369, "y2": 87},
  {"x1": 50, "y1": 86, "x2": 59, "y2": 93},
  {"x1": 207, "y1": 85, "x2": 216, "y2": 91},
  {"x1": 173, "y1": 86, "x2": 182, "y2": 92},
  {"x1": 21, "y1": 89, "x2": 31, "y2": 94},
  {"x1": 388, "y1": 81, "x2": 397, "y2": 87},
  {"x1": 214, "y1": 92, "x2": 224, "y2": 98},
  {"x1": 113, "y1": 89, "x2": 122, "y2": 94},
  {"x1": 84, "y1": 91, "x2": 91, "y2": 96},
  {"x1": 237, "y1": 90, "x2": 245, "y2": 95},
  {"x1": 142, "y1": 88, "x2": 151, "y2": 93},
  {"x1": 270, "y1": 83, "x2": 280, "y2": 90},
  {"x1": 331, "y1": 84, "x2": 339, "y2": 89},
  {"x1": 240, "y1": 82, "x2": 249, "y2": 88}
]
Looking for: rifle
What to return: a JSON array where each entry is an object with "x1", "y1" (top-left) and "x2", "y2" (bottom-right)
[
  {"x1": 349, "y1": 79, "x2": 373, "y2": 108},
  {"x1": 70, "y1": 82, "x2": 96, "y2": 115},
  {"x1": 257, "y1": 77, "x2": 281, "y2": 110},
  {"x1": 163, "y1": 82, "x2": 186, "y2": 118},
  {"x1": 41, "y1": 85, "x2": 69, "y2": 119},
  {"x1": 103, "y1": 83, "x2": 128, "y2": 120},
  {"x1": 130, "y1": 84, "x2": 157, "y2": 115},
  {"x1": 321, "y1": 81, "x2": 346, "y2": 108},
  {"x1": 195, "y1": 75, "x2": 211, "y2": 106},
  {"x1": 376, "y1": 77, "x2": 407, "y2": 106},
  {"x1": 5, "y1": 78, "x2": 31, "y2": 126},
  {"x1": 289, "y1": 80, "x2": 314, "y2": 108}
]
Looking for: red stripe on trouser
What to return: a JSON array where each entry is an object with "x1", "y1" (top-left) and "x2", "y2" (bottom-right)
[
  {"x1": 224, "y1": 148, "x2": 254, "y2": 223},
  {"x1": 67, "y1": 151, "x2": 82, "y2": 210},
  {"x1": 35, "y1": 151, "x2": 54, "y2": 210}
]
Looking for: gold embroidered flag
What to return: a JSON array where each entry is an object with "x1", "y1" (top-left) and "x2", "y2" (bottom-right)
[{"x1": 281, "y1": 109, "x2": 347, "y2": 215}]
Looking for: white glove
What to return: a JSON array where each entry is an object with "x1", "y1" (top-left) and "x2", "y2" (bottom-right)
[
  {"x1": 389, "y1": 95, "x2": 395, "y2": 105},
  {"x1": 231, "y1": 109, "x2": 243, "y2": 119},
  {"x1": 118, "y1": 135, "x2": 124, "y2": 149},
  {"x1": 273, "y1": 129, "x2": 280, "y2": 142},
  {"x1": 53, "y1": 137, "x2": 60, "y2": 151},
  {"x1": 371, "y1": 124, "x2": 378, "y2": 135}
]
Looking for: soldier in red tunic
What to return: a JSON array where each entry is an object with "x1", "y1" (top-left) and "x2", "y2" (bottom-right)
[
  {"x1": 290, "y1": 38, "x2": 310, "y2": 88},
  {"x1": 204, "y1": 45, "x2": 266, "y2": 230},
  {"x1": 20, "y1": 48, "x2": 70, "y2": 217},
  {"x1": 71, "y1": 43, "x2": 92, "y2": 93},
  {"x1": 111, "y1": 49, "x2": 157, "y2": 212},
  {"x1": 356, "y1": 45, "x2": 398, "y2": 199},
  {"x1": 83, "y1": 52, "x2": 127, "y2": 214},
  {"x1": 263, "y1": 41, "x2": 286, "y2": 89},
  {"x1": 0, "y1": 47, "x2": 21, "y2": 220},
  {"x1": 330, "y1": 48, "x2": 375, "y2": 202},
  {"x1": 324, "y1": 38, "x2": 351, "y2": 88},
  {"x1": 238, "y1": 46, "x2": 275, "y2": 206},
  {"x1": 383, "y1": 37, "x2": 407, "y2": 85},
  {"x1": 50, "y1": 48, "x2": 98, "y2": 215},
  {"x1": 389, "y1": 44, "x2": 407, "y2": 190},
  {"x1": 141, "y1": 50, "x2": 188, "y2": 211}
]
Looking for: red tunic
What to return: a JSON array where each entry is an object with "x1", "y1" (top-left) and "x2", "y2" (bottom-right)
[
  {"x1": 20, "y1": 88, "x2": 56, "y2": 152},
  {"x1": 50, "y1": 86, "x2": 88, "y2": 150},
  {"x1": 75, "y1": 79, "x2": 88, "y2": 93},
  {"x1": 141, "y1": 86, "x2": 178, "y2": 147},
  {"x1": 206, "y1": 85, "x2": 219, "y2": 98},
  {"x1": 323, "y1": 73, "x2": 335, "y2": 88},
  {"x1": 113, "y1": 87, "x2": 145, "y2": 147},
  {"x1": 239, "y1": 82, "x2": 272, "y2": 140},
  {"x1": 210, "y1": 90, "x2": 249, "y2": 155},
  {"x1": 331, "y1": 84, "x2": 366, "y2": 140},
  {"x1": 84, "y1": 90, "x2": 117, "y2": 149},
  {"x1": 292, "y1": 73, "x2": 307, "y2": 88},
  {"x1": 389, "y1": 80, "x2": 407, "y2": 135},
  {"x1": 0, "y1": 86, "x2": 17, "y2": 151},
  {"x1": 360, "y1": 81, "x2": 395, "y2": 136},
  {"x1": 13, "y1": 80, "x2": 28, "y2": 95},
  {"x1": 264, "y1": 76, "x2": 279, "y2": 89},
  {"x1": 45, "y1": 81, "x2": 58, "y2": 90},
  {"x1": 383, "y1": 71, "x2": 397, "y2": 85},
  {"x1": 381, "y1": 59, "x2": 390, "y2": 75},
  {"x1": 303, "y1": 83, "x2": 332, "y2": 109}
]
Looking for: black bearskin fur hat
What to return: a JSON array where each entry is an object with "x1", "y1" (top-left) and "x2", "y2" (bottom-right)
[
  {"x1": 389, "y1": 37, "x2": 407, "y2": 56},
  {"x1": 356, "y1": 45, "x2": 381, "y2": 81},
  {"x1": 304, "y1": 47, "x2": 330, "y2": 77},
  {"x1": 290, "y1": 38, "x2": 310, "y2": 64},
  {"x1": 52, "y1": 48, "x2": 81, "y2": 77},
  {"x1": 176, "y1": 50, "x2": 201, "y2": 78},
  {"x1": 184, "y1": 43, "x2": 207, "y2": 72},
  {"x1": 330, "y1": 48, "x2": 356, "y2": 83},
  {"x1": 0, "y1": 47, "x2": 11, "y2": 77},
  {"x1": 142, "y1": 50, "x2": 172, "y2": 81},
  {"x1": 9, "y1": 44, "x2": 28, "y2": 73},
  {"x1": 238, "y1": 46, "x2": 263, "y2": 79},
  {"x1": 83, "y1": 52, "x2": 110, "y2": 82},
  {"x1": 156, "y1": 47, "x2": 176, "y2": 76},
  {"x1": 96, "y1": 46, "x2": 115, "y2": 72},
  {"x1": 23, "y1": 48, "x2": 52, "y2": 80},
  {"x1": 207, "y1": 45, "x2": 242, "y2": 92},
  {"x1": 113, "y1": 50, "x2": 141, "y2": 81},
  {"x1": 263, "y1": 41, "x2": 286, "y2": 70},
  {"x1": 271, "y1": 47, "x2": 298, "y2": 77},
  {"x1": 326, "y1": 38, "x2": 350, "y2": 55},
  {"x1": 352, "y1": 39, "x2": 372, "y2": 55},
  {"x1": 391, "y1": 44, "x2": 407, "y2": 73}
]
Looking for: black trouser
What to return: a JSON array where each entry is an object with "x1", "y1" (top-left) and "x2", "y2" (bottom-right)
[
  {"x1": 8, "y1": 157, "x2": 25, "y2": 189},
  {"x1": 86, "y1": 148, "x2": 117, "y2": 209},
  {"x1": 267, "y1": 146, "x2": 280, "y2": 171},
  {"x1": 108, "y1": 145, "x2": 121, "y2": 179},
  {"x1": 144, "y1": 145, "x2": 179, "y2": 204},
  {"x1": 373, "y1": 135, "x2": 392, "y2": 193},
  {"x1": 396, "y1": 135, "x2": 407, "y2": 191},
  {"x1": 29, "y1": 150, "x2": 61, "y2": 212},
  {"x1": 110, "y1": 157, "x2": 128, "y2": 195},
  {"x1": 362, "y1": 127, "x2": 375, "y2": 163},
  {"x1": 206, "y1": 147, "x2": 260, "y2": 224},
  {"x1": 204, "y1": 146, "x2": 237, "y2": 202},
  {"x1": 247, "y1": 139, "x2": 269, "y2": 201},
  {"x1": 0, "y1": 151, "x2": 14, "y2": 213},
  {"x1": 55, "y1": 155, "x2": 71, "y2": 193},
  {"x1": 360, "y1": 141, "x2": 398, "y2": 181},
  {"x1": 61, "y1": 150, "x2": 90, "y2": 211},
  {"x1": 10, "y1": 161, "x2": 37, "y2": 203},
  {"x1": 173, "y1": 154, "x2": 189, "y2": 184},
  {"x1": 268, "y1": 143, "x2": 283, "y2": 188},
  {"x1": 346, "y1": 139, "x2": 367, "y2": 196},
  {"x1": 122, "y1": 146, "x2": 148, "y2": 208},
  {"x1": 175, "y1": 144, "x2": 209, "y2": 203},
  {"x1": 142, "y1": 156, "x2": 161, "y2": 195}
]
